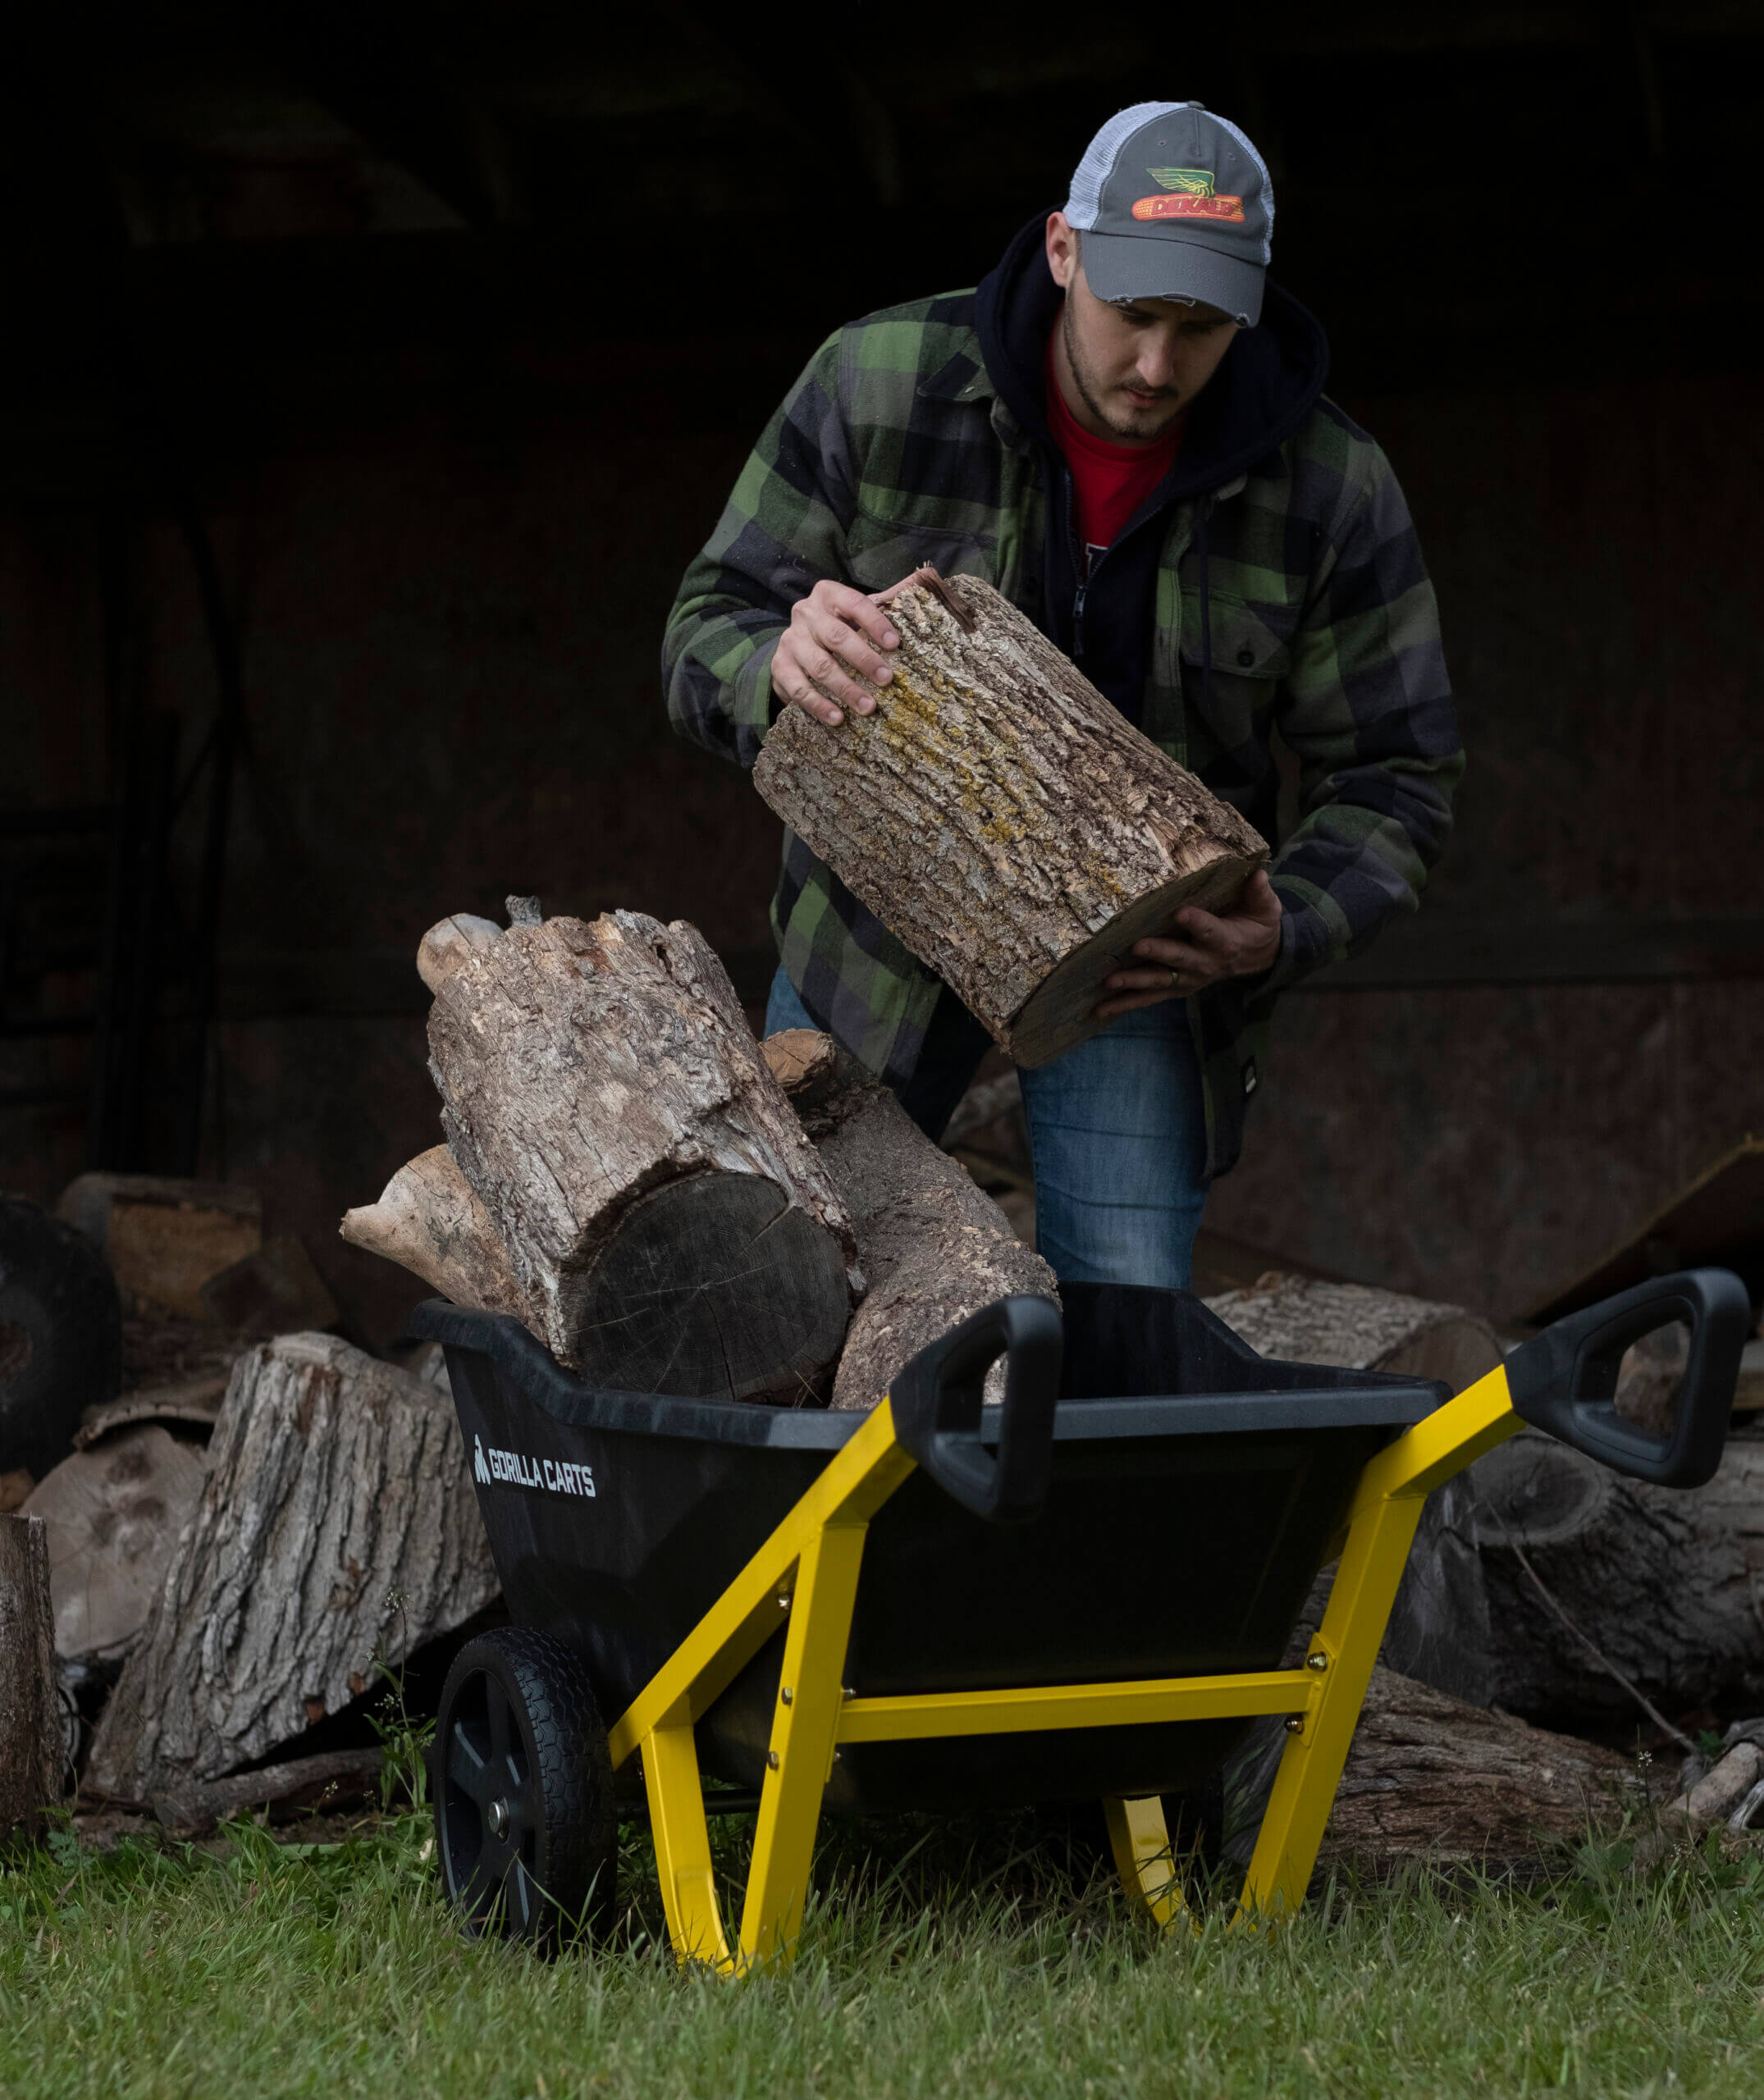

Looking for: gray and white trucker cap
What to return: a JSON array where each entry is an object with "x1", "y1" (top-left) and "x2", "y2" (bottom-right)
[{"x1": 1062, "y1": 102, "x2": 1273, "y2": 326}]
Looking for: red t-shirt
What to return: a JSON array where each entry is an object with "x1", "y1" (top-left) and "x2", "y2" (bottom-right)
[{"x1": 1045, "y1": 335, "x2": 1184, "y2": 577}]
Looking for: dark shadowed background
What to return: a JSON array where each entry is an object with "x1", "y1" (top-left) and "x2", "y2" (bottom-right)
[{"x1": 4, "y1": 2, "x2": 1761, "y2": 1346}]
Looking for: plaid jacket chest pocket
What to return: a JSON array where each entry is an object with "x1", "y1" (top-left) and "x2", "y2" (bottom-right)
[
  {"x1": 1179, "y1": 595, "x2": 1298, "y2": 764},
  {"x1": 844, "y1": 500, "x2": 998, "y2": 594}
]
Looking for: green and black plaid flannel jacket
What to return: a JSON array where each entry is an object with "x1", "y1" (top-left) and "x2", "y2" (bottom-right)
[{"x1": 662, "y1": 284, "x2": 1462, "y2": 1176}]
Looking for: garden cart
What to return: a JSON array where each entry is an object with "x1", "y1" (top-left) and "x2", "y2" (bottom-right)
[{"x1": 412, "y1": 1267, "x2": 1748, "y2": 1970}]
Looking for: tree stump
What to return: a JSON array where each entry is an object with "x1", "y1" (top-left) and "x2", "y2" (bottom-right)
[
  {"x1": 752, "y1": 568, "x2": 1268, "y2": 1068},
  {"x1": 85, "y1": 1333, "x2": 500, "y2": 1800},
  {"x1": 427, "y1": 910, "x2": 860, "y2": 1402},
  {"x1": 340, "y1": 1146, "x2": 545, "y2": 1336},
  {"x1": 1469, "y1": 1425, "x2": 1764, "y2": 1725},
  {"x1": 0, "y1": 1513, "x2": 61, "y2": 1838},
  {"x1": 763, "y1": 1030, "x2": 1058, "y2": 1413}
]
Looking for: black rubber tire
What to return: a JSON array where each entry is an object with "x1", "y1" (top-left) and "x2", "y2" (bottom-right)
[
  {"x1": 431, "y1": 1628, "x2": 616, "y2": 1952},
  {"x1": 0, "y1": 1195, "x2": 122, "y2": 1481}
]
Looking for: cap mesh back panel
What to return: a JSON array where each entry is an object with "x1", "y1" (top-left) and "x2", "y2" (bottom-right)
[
  {"x1": 1206, "y1": 111, "x2": 1276, "y2": 260},
  {"x1": 1062, "y1": 102, "x2": 1183, "y2": 229}
]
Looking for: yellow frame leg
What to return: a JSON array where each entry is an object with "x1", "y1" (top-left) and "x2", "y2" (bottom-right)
[
  {"x1": 642, "y1": 1723, "x2": 733, "y2": 1972},
  {"x1": 739, "y1": 1518, "x2": 870, "y2": 1969},
  {"x1": 1239, "y1": 1364, "x2": 1523, "y2": 1923},
  {"x1": 1105, "y1": 1795, "x2": 1190, "y2": 1931},
  {"x1": 1238, "y1": 1491, "x2": 1423, "y2": 1921},
  {"x1": 613, "y1": 1400, "x2": 914, "y2": 1973}
]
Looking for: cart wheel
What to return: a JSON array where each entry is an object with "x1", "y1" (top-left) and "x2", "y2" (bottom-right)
[{"x1": 432, "y1": 1628, "x2": 615, "y2": 1951}]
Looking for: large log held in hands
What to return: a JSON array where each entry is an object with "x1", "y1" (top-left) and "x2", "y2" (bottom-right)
[
  {"x1": 427, "y1": 910, "x2": 861, "y2": 1403},
  {"x1": 752, "y1": 568, "x2": 1268, "y2": 1068}
]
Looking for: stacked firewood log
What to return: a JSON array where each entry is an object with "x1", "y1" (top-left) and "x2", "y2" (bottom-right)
[{"x1": 341, "y1": 904, "x2": 1058, "y2": 1412}]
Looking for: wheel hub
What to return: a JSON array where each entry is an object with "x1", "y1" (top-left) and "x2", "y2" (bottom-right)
[{"x1": 487, "y1": 1796, "x2": 510, "y2": 1838}]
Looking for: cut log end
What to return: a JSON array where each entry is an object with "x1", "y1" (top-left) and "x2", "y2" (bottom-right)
[
  {"x1": 416, "y1": 914, "x2": 503, "y2": 994},
  {"x1": 560, "y1": 1171, "x2": 852, "y2": 1403},
  {"x1": 1006, "y1": 852, "x2": 1266, "y2": 1067},
  {"x1": 340, "y1": 1145, "x2": 542, "y2": 1334}
]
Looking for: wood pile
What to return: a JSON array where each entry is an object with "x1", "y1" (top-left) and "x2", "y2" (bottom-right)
[
  {"x1": 342, "y1": 901, "x2": 1059, "y2": 1413},
  {"x1": 346, "y1": 906, "x2": 865, "y2": 1404}
]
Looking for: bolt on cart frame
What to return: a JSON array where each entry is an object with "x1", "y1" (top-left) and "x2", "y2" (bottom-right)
[{"x1": 592, "y1": 1267, "x2": 1746, "y2": 1973}]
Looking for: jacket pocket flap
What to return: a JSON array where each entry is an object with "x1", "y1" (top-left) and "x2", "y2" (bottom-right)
[{"x1": 1179, "y1": 596, "x2": 1294, "y2": 679}]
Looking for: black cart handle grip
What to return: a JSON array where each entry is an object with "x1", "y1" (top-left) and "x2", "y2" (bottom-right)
[
  {"x1": 1506, "y1": 1267, "x2": 1749, "y2": 1489},
  {"x1": 889, "y1": 1295, "x2": 1064, "y2": 1525}
]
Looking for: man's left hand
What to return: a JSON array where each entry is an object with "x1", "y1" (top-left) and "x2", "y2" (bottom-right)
[{"x1": 1095, "y1": 869, "x2": 1284, "y2": 1018}]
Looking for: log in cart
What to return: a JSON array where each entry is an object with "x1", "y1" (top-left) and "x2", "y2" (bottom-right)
[{"x1": 415, "y1": 1265, "x2": 1748, "y2": 1970}]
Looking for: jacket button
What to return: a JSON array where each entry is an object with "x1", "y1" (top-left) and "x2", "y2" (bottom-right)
[{"x1": 1236, "y1": 646, "x2": 1255, "y2": 668}]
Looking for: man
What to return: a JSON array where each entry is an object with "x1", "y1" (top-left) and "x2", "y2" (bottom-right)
[{"x1": 663, "y1": 102, "x2": 1462, "y2": 1290}]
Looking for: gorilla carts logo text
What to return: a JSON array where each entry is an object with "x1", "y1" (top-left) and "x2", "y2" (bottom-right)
[{"x1": 473, "y1": 1434, "x2": 596, "y2": 1498}]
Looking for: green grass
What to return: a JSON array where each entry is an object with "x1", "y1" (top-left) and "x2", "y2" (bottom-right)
[{"x1": 3, "y1": 1808, "x2": 1763, "y2": 2099}]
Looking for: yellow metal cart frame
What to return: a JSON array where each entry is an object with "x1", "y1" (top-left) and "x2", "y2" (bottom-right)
[
  {"x1": 610, "y1": 1359, "x2": 1518, "y2": 1971},
  {"x1": 423, "y1": 1266, "x2": 1744, "y2": 1971}
]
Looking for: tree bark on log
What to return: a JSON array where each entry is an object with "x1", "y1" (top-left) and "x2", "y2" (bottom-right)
[
  {"x1": 763, "y1": 1031, "x2": 1058, "y2": 1413},
  {"x1": 144, "y1": 1746, "x2": 386, "y2": 1836},
  {"x1": 340, "y1": 1145, "x2": 543, "y2": 1335},
  {"x1": 752, "y1": 569, "x2": 1268, "y2": 1069},
  {"x1": 0, "y1": 1513, "x2": 61, "y2": 1838},
  {"x1": 1221, "y1": 1668, "x2": 1652, "y2": 1875},
  {"x1": 1316, "y1": 1667, "x2": 1650, "y2": 1868},
  {"x1": 427, "y1": 911, "x2": 861, "y2": 1401},
  {"x1": 1205, "y1": 1278, "x2": 1505, "y2": 1706},
  {"x1": 85, "y1": 1334, "x2": 500, "y2": 1799},
  {"x1": 1469, "y1": 1424, "x2": 1764, "y2": 1724}
]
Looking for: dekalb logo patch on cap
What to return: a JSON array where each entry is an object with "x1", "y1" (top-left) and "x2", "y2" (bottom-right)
[{"x1": 1133, "y1": 169, "x2": 1245, "y2": 224}]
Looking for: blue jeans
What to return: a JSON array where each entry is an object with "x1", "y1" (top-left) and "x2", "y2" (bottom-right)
[{"x1": 763, "y1": 970, "x2": 1209, "y2": 1290}]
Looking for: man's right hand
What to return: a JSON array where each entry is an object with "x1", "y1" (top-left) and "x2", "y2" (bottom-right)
[{"x1": 771, "y1": 580, "x2": 901, "y2": 727}]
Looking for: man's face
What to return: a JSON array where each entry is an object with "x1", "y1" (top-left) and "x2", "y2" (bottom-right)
[{"x1": 1045, "y1": 212, "x2": 1239, "y2": 445}]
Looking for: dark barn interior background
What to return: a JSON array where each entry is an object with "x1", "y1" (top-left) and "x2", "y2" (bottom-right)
[{"x1": 3, "y1": 2, "x2": 1761, "y2": 1351}]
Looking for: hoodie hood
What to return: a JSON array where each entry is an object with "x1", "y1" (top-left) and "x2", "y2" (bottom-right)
[{"x1": 976, "y1": 210, "x2": 1330, "y2": 494}]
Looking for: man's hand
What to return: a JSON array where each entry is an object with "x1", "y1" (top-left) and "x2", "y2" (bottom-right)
[
  {"x1": 1095, "y1": 869, "x2": 1284, "y2": 1018},
  {"x1": 771, "y1": 580, "x2": 900, "y2": 727}
]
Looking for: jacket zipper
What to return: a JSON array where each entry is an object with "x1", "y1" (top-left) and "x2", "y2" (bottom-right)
[{"x1": 1064, "y1": 460, "x2": 1099, "y2": 663}]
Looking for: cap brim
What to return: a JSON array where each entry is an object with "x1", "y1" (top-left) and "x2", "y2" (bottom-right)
[{"x1": 1080, "y1": 230, "x2": 1264, "y2": 327}]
